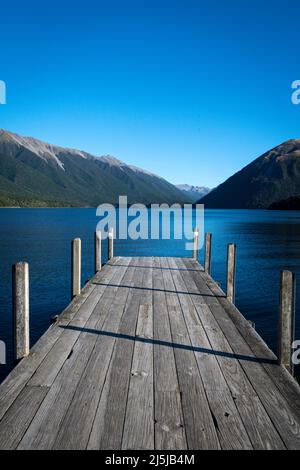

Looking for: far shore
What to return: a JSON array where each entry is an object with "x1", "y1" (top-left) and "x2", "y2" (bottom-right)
[{"x1": 0, "y1": 206, "x2": 299, "y2": 211}]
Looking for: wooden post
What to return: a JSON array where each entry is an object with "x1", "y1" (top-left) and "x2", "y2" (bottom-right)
[
  {"x1": 226, "y1": 244, "x2": 236, "y2": 304},
  {"x1": 95, "y1": 231, "x2": 102, "y2": 273},
  {"x1": 205, "y1": 233, "x2": 212, "y2": 274},
  {"x1": 278, "y1": 270, "x2": 296, "y2": 375},
  {"x1": 72, "y1": 238, "x2": 81, "y2": 298},
  {"x1": 108, "y1": 227, "x2": 114, "y2": 260},
  {"x1": 13, "y1": 262, "x2": 30, "y2": 362},
  {"x1": 193, "y1": 227, "x2": 199, "y2": 261}
]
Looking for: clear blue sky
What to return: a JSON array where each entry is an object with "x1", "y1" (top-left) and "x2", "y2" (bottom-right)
[{"x1": 1, "y1": 0, "x2": 300, "y2": 187}]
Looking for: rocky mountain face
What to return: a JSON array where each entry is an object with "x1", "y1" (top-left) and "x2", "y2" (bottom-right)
[
  {"x1": 0, "y1": 130, "x2": 191, "y2": 207},
  {"x1": 199, "y1": 140, "x2": 300, "y2": 209}
]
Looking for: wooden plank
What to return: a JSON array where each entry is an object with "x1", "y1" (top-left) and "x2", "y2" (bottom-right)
[
  {"x1": 52, "y1": 258, "x2": 138, "y2": 450},
  {"x1": 28, "y1": 258, "x2": 126, "y2": 388},
  {"x1": 0, "y1": 386, "x2": 49, "y2": 450},
  {"x1": 1, "y1": 255, "x2": 300, "y2": 451},
  {"x1": 87, "y1": 259, "x2": 147, "y2": 450},
  {"x1": 161, "y1": 258, "x2": 221, "y2": 450},
  {"x1": 28, "y1": 290, "x2": 105, "y2": 388},
  {"x1": 153, "y1": 258, "x2": 180, "y2": 393},
  {"x1": 122, "y1": 304, "x2": 154, "y2": 450},
  {"x1": 138, "y1": 256, "x2": 153, "y2": 307},
  {"x1": 234, "y1": 394, "x2": 286, "y2": 450},
  {"x1": 0, "y1": 265, "x2": 104, "y2": 422},
  {"x1": 121, "y1": 257, "x2": 154, "y2": 450},
  {"x1": 2, "y1": 259, "x2": 121, "y2": 411},
  {"x1": 17, "y1": 258, "x2": 132, "y2": 450},
  {"x1": 154, "y1": 257, "x2": 187, "y2": 450},
  {"x1": 197, "y1": 264, "x2": 300, "y2": 412},
  {"x1": 184, "y1": 258, "x2": 300, "y2": 450},
  {"x1": 178, "y1": 257, "x2": 285, "y2": 450},
  {"x1": 202, "y1": 270, "x2": 300, "y2": 420},
  {"x1": 169, "y1": 259, "x2": 229, "y2": 393},
  {"x1": 175, "y1": 258, "x2": 258, "y2": 398},
  {"x1": 169, "y1": 257, "x2": 253, "y2": 450}
]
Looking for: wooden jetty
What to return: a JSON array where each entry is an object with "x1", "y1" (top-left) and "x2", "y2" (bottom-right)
[{"x1": 0, "y1": 232, "x2": 300, "y2": 450}]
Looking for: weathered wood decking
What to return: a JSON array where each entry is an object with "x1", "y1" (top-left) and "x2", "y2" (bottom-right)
[{"x1": 0, "y1": 256, "x2": 300, "y2": 450}]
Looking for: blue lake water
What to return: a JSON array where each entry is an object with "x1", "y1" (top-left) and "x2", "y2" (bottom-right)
[{"x1": 0, "y1": 208, "x2": 300, "y2": 383}]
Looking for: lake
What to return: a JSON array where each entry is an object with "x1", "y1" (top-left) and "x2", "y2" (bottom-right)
[{"x1": 0, "y1": 208, "x2": 299, "y2": 383}]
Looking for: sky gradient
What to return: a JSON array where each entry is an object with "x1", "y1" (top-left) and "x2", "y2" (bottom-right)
[{"x1": 1, "y1": 0, "x2": 300, "y2": 187}]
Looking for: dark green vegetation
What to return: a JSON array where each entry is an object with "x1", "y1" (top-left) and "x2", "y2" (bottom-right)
[
  {"x1": 0, "y1": 130, "x2": 190, "y2": 207},
  {"x1": 269, "y1": 196, "x2": 300, "y2": 210},
  {"x1": 199, "y1": 140, "x2": 300, "y2": 209}
]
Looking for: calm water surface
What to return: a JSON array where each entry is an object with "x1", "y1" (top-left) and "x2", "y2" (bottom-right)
[{"x1": 0, "y1": 208, "x2": 299, "y2": 382}]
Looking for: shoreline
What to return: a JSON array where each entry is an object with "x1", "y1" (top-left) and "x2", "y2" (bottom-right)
[{"x1": 0, "y1": 206, "x2": 300, "y2": 212}]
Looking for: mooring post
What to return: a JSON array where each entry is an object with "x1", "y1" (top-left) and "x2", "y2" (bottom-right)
[
  {"x1": 205, "y1": 233, "x2": 212, "y2": 274},
  {"x1": 226, "y1": 244, "x2": 236, "y2": 304},
  {"x1": 95, "y1": 231, "x2": 102, "y2": 273},
  {"x1": 108, "y1": 227, "x2": 114, "y2": 260},
  {"x1": 12, "y1": 262, "x2": 30, "y2": 362},
  {"x1": 72, "y1": 238, "x2": 81, "y2": 298},
  {"x1": 278, "y1": 270, "x2": 296, "y2": 375},
  {"x1": 193, "y1": 227, "x2": 199, "y2": 261}
]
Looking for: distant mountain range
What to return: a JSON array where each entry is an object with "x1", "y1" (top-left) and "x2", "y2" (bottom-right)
[
  {"x1": 0, "y1": 130, "x2": 190, "y2": 207},
  {"x1": 1, "y1": 130, "x2": 299, "y2": 210},
  {"x1": 176, "y1": 184, "x2": 211, "y2": 202},
  {"x1": 199, "y1": 139, "x2": 300, "y2": 209}
]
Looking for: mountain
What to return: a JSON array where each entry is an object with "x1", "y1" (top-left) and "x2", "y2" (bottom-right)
[
  {"x1": 176, "y1": 184, "x2": 211, "y2": 202},
  {"x1": 0, "y1": 130, "x2": 191, "y2": 207},
  {"x1": 199, "y1": 139, "x2": 300, "y2": 209}
]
